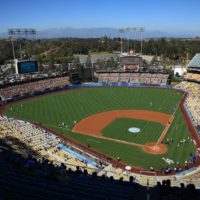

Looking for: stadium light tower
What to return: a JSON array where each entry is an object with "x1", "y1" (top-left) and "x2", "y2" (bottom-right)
[
  {"x1": 126, "y1": 28, "x2": 131, "y2": 52},
  {"x1": 119, "y1": 27, "x2": 145, "y2": 55},
  {"x1": 119, "y1": 28, "x2": 125, "y2": 54},
  {"x1": 139, "y1": 27, "x2": 145, "y2": 55},
  {"x1": 129, "y1": 27, "x2": 145, "y2": 55},
  {"x1": 8, "y1": 28, "x2": 36, "y2": 39},
  {"x1": 8, "y1": 28, "x2": 38, "y2": 75},
  {"x1": 8, "y1": 28, "x2": 37, "y2": 59}
]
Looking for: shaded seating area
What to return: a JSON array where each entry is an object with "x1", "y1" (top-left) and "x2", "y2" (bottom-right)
[{"x1": 0, "y1": 136, "x2": 200, "y2": 200}]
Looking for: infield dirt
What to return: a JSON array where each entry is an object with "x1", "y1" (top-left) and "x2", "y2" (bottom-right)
[{"x1": 73, "y1": 110, "x2": 171, "y2": 154}]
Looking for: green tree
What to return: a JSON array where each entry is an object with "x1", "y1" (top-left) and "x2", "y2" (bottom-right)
[
  {"x1": 96, "y1": 59, "x2": 105, "y2": 69},
  {"x1": 106, "y1": 57, "x2": 118, "y2": 68},
  {"x1": 48, "y1": 55, "x2": 56, "y2": 72},
  {"x1": 150, "y1": 55, "x2": 157, "y2": 66},
  {"x1": 0, "y1": 54, "x2": 6, "y2": 64}
]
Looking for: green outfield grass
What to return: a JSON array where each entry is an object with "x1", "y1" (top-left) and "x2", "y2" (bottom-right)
[
  {"x1": 102, "y1": 118, "x2": 165, "y2": 144},
  {"x1": 3, "y1": 87, "x2": 196, "y2": 169}
]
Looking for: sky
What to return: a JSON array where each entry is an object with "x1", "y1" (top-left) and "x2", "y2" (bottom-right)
[{"x1": 1, "y1": 0, "x2": 200, "y2": 34}]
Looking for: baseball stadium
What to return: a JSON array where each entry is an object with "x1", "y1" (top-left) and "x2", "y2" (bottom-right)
[
  {"x1": 1, "y1": 27, "x2": 200, "y2": 198},
  {"x1": 1, "y1": 52, "x2": 200, "y2": 199}
]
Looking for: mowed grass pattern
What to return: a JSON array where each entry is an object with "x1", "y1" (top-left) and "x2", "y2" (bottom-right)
[
  {"x1": 3, "y1": 87, "x2": 196, "y2": 169},
  {"x1": 4, "y1": 87, "x2": 182, "y2": 128},
  {"x1": 102, "y1": 118, "x2": 165, "y2": 144}
]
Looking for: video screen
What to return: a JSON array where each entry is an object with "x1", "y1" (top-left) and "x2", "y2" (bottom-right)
[{"x1": 17, "y1": 61, "x2": 38, "y2": 74}]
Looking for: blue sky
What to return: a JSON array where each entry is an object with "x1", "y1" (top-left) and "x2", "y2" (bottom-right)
[{"x1": 1, "y1": 0, "x2": 200, "y2": 33}]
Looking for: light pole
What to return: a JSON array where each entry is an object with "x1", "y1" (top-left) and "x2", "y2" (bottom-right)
[
  {"x1": 119, "y1": 27, "x2": 145, "y2": 55},
  {"x1": 92, "y1": 60, "x2": 94, "y2": 81},
  {"x1": 8, "y1": 28, "x2": 37, "y2": 59},
  {"x1": 11, "y1": 38, "x2": 16, "y2": 59},
  {"x1": 126, "y1": 28, "x2": 131, "y2": 52},
  {"x1": 140, "y1": 28, "x2": 145, "y2": 55},
  {"x1": 119, "y1": 29, "x2": 125, "y2": 54}
]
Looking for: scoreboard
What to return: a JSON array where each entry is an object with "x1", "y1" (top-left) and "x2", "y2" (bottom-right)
[
  {"x1": 15, "y1": 60, "x2": 38, "y2": 74},
  {"x1": 120, "y1": 56, "x2": 143, "y2": 65}
]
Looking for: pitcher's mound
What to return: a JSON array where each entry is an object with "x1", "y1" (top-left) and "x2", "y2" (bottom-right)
[
  {"x1": 128, "y1": 127, "x2": 140, "y2": 133},
  {"x1": 143, "y1": 142, "x2": 167, "y2": 155}
]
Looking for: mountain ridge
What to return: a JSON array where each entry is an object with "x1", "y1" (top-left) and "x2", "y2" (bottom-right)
[{"x1": 0, "y1": 27, "x2": 198, "y2": 39}]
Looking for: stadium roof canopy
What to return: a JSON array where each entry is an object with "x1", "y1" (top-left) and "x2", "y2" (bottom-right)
[{"x1": 188, "y1": 53, "x2": 200, "y2": 72}]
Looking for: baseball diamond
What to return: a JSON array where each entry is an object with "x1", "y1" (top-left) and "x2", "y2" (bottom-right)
[{"x1": 2, "y1": 86, "x2": 197, "y2": 170}]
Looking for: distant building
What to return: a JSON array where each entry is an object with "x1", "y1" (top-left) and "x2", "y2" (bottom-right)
[
  {"x1": 184, "y1": 53, "x2": 200, "y2": 82},
  {"x1": 187, "y1": 53, "x2": 200, "y2": 72},
  {"x1": 172, "y1": 65, "x2": 187, "y2": 77}
]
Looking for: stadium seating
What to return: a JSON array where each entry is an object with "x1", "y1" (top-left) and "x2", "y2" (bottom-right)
[
  {"x1": 0, "y1": 116, "x2": 102, "y2": 169},
  {"x1": 174, "y1": 82, "x2": 200, "y2": 136},
  {"x1": 184, "y1": 73, "x2": 200, "y2": 82},
  {"x1": 96, "y1": 73, "x2": 169, "y2": 85},
  {"x1": 0, "y1": 76, "x2": 70, "y2": 100},
  {"x1": 1, "y1": 110, "x2": 200, "y2": 199},
  {"x1": 1, "y1": 131, "x2": 200, "y2": 199},
  {"x1": 0, "y1": 141, "x2": 138, "y2": 199}
]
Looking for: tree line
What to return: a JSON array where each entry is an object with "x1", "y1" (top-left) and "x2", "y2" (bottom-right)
[{"x1": 0, "y1": 37, "x2": 200, "y2": 65}]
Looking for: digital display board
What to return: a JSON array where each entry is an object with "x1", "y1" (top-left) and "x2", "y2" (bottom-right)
[
  {"x1": 120, "y1": 56, "x2": 142, "y2": 65},
  {"x1": 17, "y1": 61, "x2": 38, "y2": 74}
]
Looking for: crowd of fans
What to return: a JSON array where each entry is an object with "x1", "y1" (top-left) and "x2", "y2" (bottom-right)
[
  {"x1": 1, "y1": 113, "x2": 200, "y2": 199},
  {"x1": 0, "y1": 115, "x2": 100, "y2": 171},
  {"x1": 96, "y1": 73, "x2": 169, "y2": 85},
  {"x1": 174, "y1": 81, "x2": 200, "y2": 136},
  {"x1": 1, "y1": 129, "x2": 200, "y2": 199},
  {"x1": 0, "y1": 76, "x2": 69, "y2": 100},
  {"x1": 0, "y1": 134, "x2": 139, "y2": 199},
  {"x1": 1, "y1": 136, "x2": 200, "y2": 199},
  {"x1": 184, "y1": 73, "x2": 200, "y2": 82}
]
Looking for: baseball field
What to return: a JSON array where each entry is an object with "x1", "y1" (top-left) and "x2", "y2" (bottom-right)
[{"x1": 3, "y1": 87, "x2": 196, "y2": 170}]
